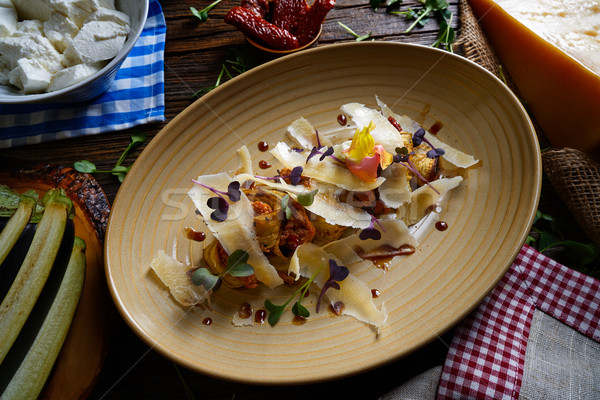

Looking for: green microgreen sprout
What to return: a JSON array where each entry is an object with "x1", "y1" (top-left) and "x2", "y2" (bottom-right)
[
  {"x1": 190, "y1": 0, "x2": 223, "y2": 22},
  {"x1": 264, "y1": 267, "x2": 322, "y2": 326},
  {"x1": 338, "y1": 22, "x2": 373, "y2": 42},
  {"x1": 281, "y1": 194, "x2": 293, "y2": 220},
  {"x1": 74, "y1": 131, "x2": 146, "y2": 182},
  {"x1": 280, "y1": 188, "x2": 318, "y2": 220},
  {"x1": 191, "y1": 249, "x2": 254, "y2": 292}
]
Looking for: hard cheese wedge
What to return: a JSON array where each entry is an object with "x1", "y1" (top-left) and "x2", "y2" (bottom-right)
[{"x1": 469, "y1": 0, "x2": 600, "y2": 154}]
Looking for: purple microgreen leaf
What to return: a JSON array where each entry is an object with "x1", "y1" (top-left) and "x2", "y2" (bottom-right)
[
  {"x1": 315, "y1": 129, "x2": 322, "y2": 148},
  {"x1": 427, "y1": 147, "x2": 445, "y2": 158},
  {"x1": 316, "y1": 260, "x2": 349, "y2": 313},
  {"x1": 306, "y1": 146, "x2": 320, "y2": 163},
  {"x1": 359, "y1": 215, "x2": 384, "y2": 240},
  {"x1": 207, "y1": 196, "x2": 229, "y2": 222},
  {"x1": 359, "y1": 226, "x2": 382, "y2": 240},
  {"x1": 193, "y1": 179, "x2": 241, "y2": 202},
  {"x1": 329, "y1": 259, "x2": 350, "y2": 282},
  {"x1": 289, "y1": 166, "x2": 303, "y2": 185},
  {"x1": 292, "y1": 147, "x2": 305, "y2": 153},
  {"x1": 227, "y1": 181, "x2": 241, "y2": 201},
  {"x1": 412, "y1": 128, "x2": 425, "y2": 146},
  {"x1": 319, "y1": 146, "x2": 334, "y2": 161}
]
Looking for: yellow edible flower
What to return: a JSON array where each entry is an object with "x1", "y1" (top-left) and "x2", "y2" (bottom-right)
[{"x1": 343, "y1": 121, "x2": 393, "y2": 183}]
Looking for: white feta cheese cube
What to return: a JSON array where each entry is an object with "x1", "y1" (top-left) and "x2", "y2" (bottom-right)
[
  {"x1": 0, "y1": 1, "x2": 17, "y2": 38},
  {"x1": 0, "y1": 35, "x2": 63, "y2": 72},
  {"x1": 63, "y1": 20, "x2": 127, "y2": 65},
  {"x1": 44, "y1": 11, "x2": 79, "y2": 53},
  {"x1": 48, "y1": 62, "x2": 100, "y2": 91},
  {"x1": 14, "y1": 20, "x2": 44, "y2": 36},
  {"x1": 85, "y1": 7, "x2": 130, "y2": 28},
  {"x1": 49, "y1": 0, "x2": 99, "y2": 28},
  {"x1": 11, "y1": 0, "x2": 52, "y2": 21},
  {"x1": 8, "y1": 58, "x2": 52, "y2": 93},
  {"x1": 98, "y1": 0, "x2": 115, "y2": 9}
]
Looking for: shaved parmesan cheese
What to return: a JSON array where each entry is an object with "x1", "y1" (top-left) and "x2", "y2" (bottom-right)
[
  {"x1": 324, "y1": 219, "x2": 417, "y2": 266},
  {"x1": 341, "y1": 102, "x2": 410, "y2": 151},
  {"x1": 306, "y1": 182, "x2": 372, "y2": 229},
  {"x1": 236, "y1": 145, "x2": 254, "y2": 175},
  {"x1": 150, "y1": 251, "x2": 208, "y2": 307},
  {"x1": 397, "y1": 176, "x2": 463, "y2": 226},
  {"x1": 376, "y1": 97, "x2": 479, "y2": 168},
  {"x1": 378, "y1": 163, "x2": 412, "y2": 208},
  {"x1": 188, "y1": 173, "x2": 283, "y2": 288},
  {"x1": 270, "y1": 141, "x2": 385, "y2": 191},
  {"x1": 289, "y1": 243, "x2": 387, "y2": 333},
  {"x1": 287, "y1": 117, "x2": 333, "y2": 149}
]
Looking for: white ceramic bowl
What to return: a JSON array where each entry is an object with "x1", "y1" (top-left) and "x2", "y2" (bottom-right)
[{"x1": 0, "y1": 0, "x2": 148, "y2": 104}]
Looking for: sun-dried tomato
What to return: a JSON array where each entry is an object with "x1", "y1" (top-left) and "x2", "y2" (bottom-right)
[
  {"x1": 295, "y1": 0, "x2": 336, "y2": 45},
  {"x1": 241, "y1": 0, "x2": 270, "y2": 18},
  {"x1": 225, "y1": 7, "x2": 300, "y2": 50},
  {"x1": 272, "y1": 0, "x2": 309, "y2": 33}
]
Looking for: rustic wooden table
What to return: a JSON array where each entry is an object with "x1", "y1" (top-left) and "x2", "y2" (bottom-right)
[{"x1": 1, "y1": 1, "x2": 462, "y2": 398}]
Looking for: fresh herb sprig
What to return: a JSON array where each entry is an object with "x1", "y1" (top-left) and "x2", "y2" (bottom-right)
[
  {"x1": 193, "y1": 49, "x2": 258, "y2": 98},
  {"x1": 191, "y1": 249, "x2": 254, "y2": 291},
  {"x1": 338, "y1": 22, "x2": 373, "y2": 42},
  {"x1": 74, "y1": 131, "x2": 146, "y2": 182},
  {"x1": 374, "y1": 0, "x2": 456, "y2": 52},
  {"x1": 190, "y1": 0, "x2": 223, "y2": 22}
]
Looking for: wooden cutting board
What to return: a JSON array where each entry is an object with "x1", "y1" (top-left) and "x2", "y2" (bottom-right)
[{"x1": 0, "y1": 164, "x2": 113, "y2": 400}]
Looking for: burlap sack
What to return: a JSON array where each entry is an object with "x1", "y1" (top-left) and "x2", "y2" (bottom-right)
[
  {"x1": 541, "y1": 149, "x2": 600, "y2": 247},
  {"x1": 456, "y1": 0, "x2": 600, "y2": 248}
]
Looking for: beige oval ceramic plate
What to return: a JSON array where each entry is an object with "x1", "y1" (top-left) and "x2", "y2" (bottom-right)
[{"x1": 105, "y1": 42, "x2": 541, "y2": 384}]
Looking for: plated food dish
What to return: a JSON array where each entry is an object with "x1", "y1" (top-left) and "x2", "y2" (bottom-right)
[{"x1": 105, "y1": 42, "x2": 541, "y2": 384}]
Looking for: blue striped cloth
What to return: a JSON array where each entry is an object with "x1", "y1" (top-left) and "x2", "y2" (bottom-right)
[{"x1": 0, "y1": 0, "x2": 166, "y2": 149}]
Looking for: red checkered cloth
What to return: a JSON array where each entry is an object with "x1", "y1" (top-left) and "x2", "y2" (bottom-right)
[{"x1": 437, "y1": 245, "x2": 600, "y2": 399}]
